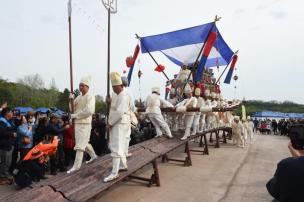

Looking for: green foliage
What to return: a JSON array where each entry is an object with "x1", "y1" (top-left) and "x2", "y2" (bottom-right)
[
  {"x1": 95, "y1": 100, "x2": 107, "y2": 114},
  {"x1": 241, "y1": 100, "x2": 304, "y2": 116},
  {"x1": 0, "y1": 77, "x2": 106, "y2": 114}
]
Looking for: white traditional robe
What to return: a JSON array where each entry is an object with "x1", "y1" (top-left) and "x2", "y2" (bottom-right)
[
  {"x1": 192, "y1": 97, "x2": 204, "y2": 135},
  {"x1": 108, "y1": 89, "x2": 131, "y2": 158},
  {"x1": 176, "y1": 96, "x2": 197, "y2": 137},
  {"x1": 231, "y1": 121, "x2": 244, "y2": 147},
  {"x1": 145, "y1": 93, "x2": 173, "y2": 137},
  {"x1": 73, "y1": 92, "x2": 95, "y2": 151}
]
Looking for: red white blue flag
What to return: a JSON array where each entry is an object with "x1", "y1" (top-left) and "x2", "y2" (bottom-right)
[
  {"x1": 224, "y1": 55, "x2": 238, "y2": 84},
  {"x1": 139, "y1": 22, "x2": 234, "y2": 69}
]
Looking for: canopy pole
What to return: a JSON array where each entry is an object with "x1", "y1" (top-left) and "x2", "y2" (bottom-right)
[
  {"x1": 182, "y1": 15, "x2": 221, "y2": 91},
  {"x1": 215, "y1": 50, "x2": 239, "y2": 85},
  {"x1": 136, "y1": 34, "x2": 170, "y2": 81}
]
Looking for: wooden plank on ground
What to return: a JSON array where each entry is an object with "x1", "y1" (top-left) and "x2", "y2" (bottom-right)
[
  {"x1": 2, "y1": 186, "x2": 67, "y2": 202},
  {"x1": 65, "y1": 149, "x2": 160, "y2": 202}
]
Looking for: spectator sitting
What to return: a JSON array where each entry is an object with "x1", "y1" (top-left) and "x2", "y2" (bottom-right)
[
  {"x1": 0, "y1": 107, "x2": 17, "y2": 179},
  {"x1": 46, "y1": 114, "x2": 69, "y2": 175}
]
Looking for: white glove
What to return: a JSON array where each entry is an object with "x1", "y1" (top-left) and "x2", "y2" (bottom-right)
[
  {"x1": 69, "y1": 93, "x2": 75, "y2": 99},
  {"x1": 71, "y1": 114, "x2": 77, "y2": 119}
]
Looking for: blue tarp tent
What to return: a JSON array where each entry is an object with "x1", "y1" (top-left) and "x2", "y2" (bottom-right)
[
  {"x1": 287, "y1": 113, "x2": 304, "y2": 119},
  {"x1": 49, "y1": 107, "x2": 65, "y2": 117},
  {"x1": 14, "y1": 107, "x2": 34, "y2": 114},
  {"x1": 251, "y1": 111, "x2": 304, "y2": 119},
  {"x1": 35, "y1": 107, "x2": 50, "y2": 114}
]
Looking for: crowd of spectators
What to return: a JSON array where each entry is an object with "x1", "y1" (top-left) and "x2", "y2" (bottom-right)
[
  {"x1": 253, "y1": 118, "x2": 303, "y2": 135},
  {"x1": 0, "y1": 102, "x2": 107, "y2": 185}
]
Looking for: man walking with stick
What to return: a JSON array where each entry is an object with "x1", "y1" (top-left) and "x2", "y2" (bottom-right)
[{"x1": 67, "y1": 75, "x2": 97, "y2": 174}]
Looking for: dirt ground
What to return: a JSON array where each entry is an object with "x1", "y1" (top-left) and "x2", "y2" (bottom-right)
[{"x1": 92, "y1": 134, "x2": 289, "y2": 202}]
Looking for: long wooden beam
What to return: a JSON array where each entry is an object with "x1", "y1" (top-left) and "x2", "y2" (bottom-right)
[{"x1": 137, "y1": 104, "x2": 240, "y2": 113}]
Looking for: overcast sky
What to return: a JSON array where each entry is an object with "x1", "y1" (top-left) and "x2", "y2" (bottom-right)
[{"x1": 1, "y1": 0, "x2": 303, "y2": 104}]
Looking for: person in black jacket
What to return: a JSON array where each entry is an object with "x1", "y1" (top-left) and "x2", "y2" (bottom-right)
[
  {"x1": 267, "y1": 127, "x2": 304, "y2": 202},
  {"x1": 45, "y1": 114, "x2": 69, "y2": 175},
  {"x1": 0, "y1": 108, "x2": 16, "y2": 179}
]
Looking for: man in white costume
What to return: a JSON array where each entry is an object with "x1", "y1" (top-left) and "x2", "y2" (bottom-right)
[
  {"x1": 167, "y1": 88, "x2": 178, "y2": 131},
  {"x1": 177, "y1": 65, "x2": 191, "y2": 82},
  {"x1": 104, "y1": 72, "x2": 131, "y2": 182},
  {"x1": 231, "y1": 116, "x2": 245, "y2": 148},
  {"x1": 205, "y1": 90, "x2": 214, "y2": 130},
  {"x1": 241, "y1": 119, "x2": 248, "y2": 146},
  {"x1": 67, "y1": 75, "x2": 97, "y2": 174},
  {"x1": 121, "y1": 76, "x2": 134, "y2": 158},
  {"x1": 210, "y1": 92, "x2": 219, "y2": 129},
  {"x1": 145, "y1": 87, "x2": 173, "y2": 138},
  {"x1": 176, "y1": 84, "x2": 197, "y2": 140},
  {"x1": 191, "y1": 88, "x2": 204, "y2": 136},
  {"x1": 245, "y1": 116, "x2": 254, "y2": 144}
]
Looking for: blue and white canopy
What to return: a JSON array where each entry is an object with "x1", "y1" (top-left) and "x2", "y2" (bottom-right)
[{"x1": 140, "y1": 22, "x2": 234, "y2": 67}]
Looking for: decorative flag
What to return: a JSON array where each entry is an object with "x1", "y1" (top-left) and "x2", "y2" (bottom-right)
[
  {"x1": 242, "y1": 105, "x2": 246, "y2": 121},
  {"x1": 68, "y1": 0, "x2": 72, "y2": 17},
  {"x1": 154, "y1": 64, "x2": 165, "y2": 72},
  {"x1": 139, "y1": 22, "x2": 234, "y2": 68},
  {"x1": 195, "y1": 31, "x2": 217, "y2": 82},
  {"x1": 127, "y1": 44, "x2": 140, "y2": 86},
  {"x1": 125, "y1": 56, "x2": 134, "y2": 68},
  {"x1": 224, "y1": 54, "x2": 238, "y2": 84}
]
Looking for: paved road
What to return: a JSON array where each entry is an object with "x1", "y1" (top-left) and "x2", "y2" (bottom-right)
[{"x1": 92, "y1": 134, "x2": 289, "y2": 202}]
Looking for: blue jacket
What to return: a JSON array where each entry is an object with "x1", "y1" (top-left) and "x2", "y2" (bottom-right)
[
  {"x1": 0, "y1": 117, "x2": 16, "y2": 150},
  {"x1": 17, "y1": 124, "x2": 33, "y2": 149}
]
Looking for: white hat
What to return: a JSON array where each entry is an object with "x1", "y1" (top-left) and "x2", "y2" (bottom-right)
[
  {"x1": 170, "y1": 88, "x2": 176, "y2": 95},
  {"x1": 184, "y1": 84, "x2": 192, "y2": 94},
  {"x1": 234, "y1": 116, "x2": 240, "y2": 121},
  {"x1": 80, "y1": 75, "x2": 92, "y2": 87},
  {"x1": 110, "y1": 72, "x2": 122, "y2": 86},
  {"x1": 152, "y1": 87, "x2": 160, "y2": 95},
  {"x1": 211, "y1": 92, "x2": 216, "y2": 99},
  {"x1": 194, "y1": 88, "x2": 201, "y2": 96},
  {"x1": 247, "y1": 116, "x2": 251, "y2": 120}
]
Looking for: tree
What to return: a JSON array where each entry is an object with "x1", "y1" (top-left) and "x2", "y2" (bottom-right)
[
  {"x1": 95, "y1": 99, "x2": 106, "y2": 114},
  {"x1": 49, "y1": 78, "x2": 58, "y2": 91},
  {"x1": 17, "y1": 74, "x2": 45, "y2": 89},
  {"x1": 57, "y1": 88, "x2": 70, "y2": 112}
]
